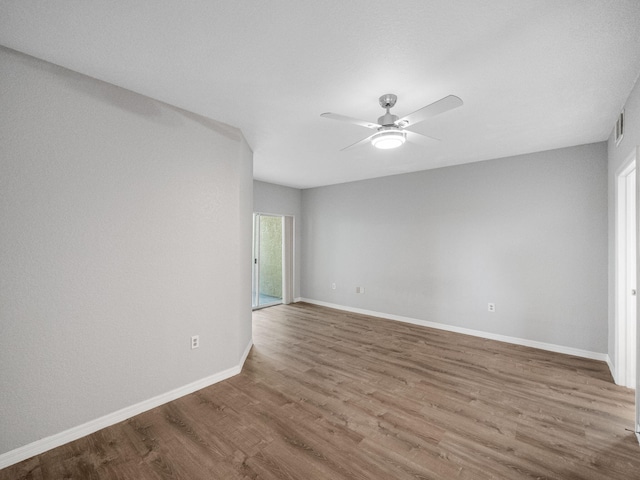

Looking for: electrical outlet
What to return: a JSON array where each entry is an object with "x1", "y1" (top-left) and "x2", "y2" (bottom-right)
[
  {"x1": 331, "y1": 282, "x2": 336, "y2": 290},
  {"x1": 191, "y1": 335, "x2": 200, "y2": 349},
  {"x1": 488, "y1": 303, "x2": 495, "y2": 313},
  {"x1": 356, "y1": 287, "x2": 365, "y2": 294}
]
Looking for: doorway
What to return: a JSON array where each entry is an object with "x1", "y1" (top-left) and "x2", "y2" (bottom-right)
[
  {"x1": 615, "y1": 154, "x2": 637, "y2": 390},
  {"x1": 253, "y1": 213, "x2": 283, "y2": 308}
]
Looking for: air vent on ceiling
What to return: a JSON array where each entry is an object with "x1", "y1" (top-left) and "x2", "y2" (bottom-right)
[{"x1": 615, "y1": 109, "x2": 624, "y2": 146}]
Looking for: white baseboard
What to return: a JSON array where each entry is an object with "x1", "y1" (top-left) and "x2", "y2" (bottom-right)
[
  {"x1": 298, "y1": 298, "x2": 608, "y2": 363},
  {"x1": 606, "y1": 355, "x2": 616, "y2": 382},
  {"x1": 0, "y1": 338, "x2": 253, "y2": 470},
  {"x1": 239, "y1": 337, "x2": 253, "y2": 366}
]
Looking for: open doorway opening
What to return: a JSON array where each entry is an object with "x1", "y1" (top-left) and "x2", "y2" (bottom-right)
[
  {"x1": 252, "y1": 213, "x2": 295, "y2": 310},
  {"x1": 615, "y1": 153, "x2": 637, "y2": 390},
  {"x1": 614, "y1": 148, "x2": 640, "y2": 440},
  {"x1": 253, "y1": 213, "x2": 283, "y2": 308}
]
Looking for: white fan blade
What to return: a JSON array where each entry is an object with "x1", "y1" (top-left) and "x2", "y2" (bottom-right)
[
  {"x1": 321, "y1": 112, "x2": 381, "y2": 130},
  {"x1": 341, "y1": 133, "x2": 376, "y2": 151},
  {"x1": 395, "y1": 95, "x2": 463, "y2": 128},
  {"x1": 405, "y1": 130, "x2": 440, "y2": 146}
]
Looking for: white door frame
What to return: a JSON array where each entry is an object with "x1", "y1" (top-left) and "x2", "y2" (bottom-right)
[
  {"x1": 615, "y1": 152, "x2": 636, "y2": 388},
  {"x1": 252, "y1": 212, "x2": 295, "y2": 309},
  {"x1": 635, "y1": 146, "x2": 640, "y2": 437}
]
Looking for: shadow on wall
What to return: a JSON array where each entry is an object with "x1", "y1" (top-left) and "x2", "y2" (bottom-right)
[{"x1": 4, "y1": 45, "x2": 242, "y2": 139}]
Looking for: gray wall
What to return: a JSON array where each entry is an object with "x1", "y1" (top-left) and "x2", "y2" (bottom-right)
[
  {"x1": 607, "y1": 74, "x2": 640, "y2": 371},
  {"x1": 0, "y1": 47, "x2": 253, "y2": 455},
  {"x1": 253, "y1": 180, "x2": 302, "y2": 299},
  {"x1": 302, "y1": 143, "x2": 608, "y2": 353}
]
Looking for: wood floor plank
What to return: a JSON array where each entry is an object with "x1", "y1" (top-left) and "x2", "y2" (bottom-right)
[
  {"x1": 2, "y1": 302, "x2": 639, "y2": 479},
  {"x1": 0, "y1": 457, "x2": 42, "y2": 480}
]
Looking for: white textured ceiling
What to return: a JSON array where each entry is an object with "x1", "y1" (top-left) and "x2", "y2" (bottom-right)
[{"x1": 2, "y1": 1, "x2": 640, "y2": 188}]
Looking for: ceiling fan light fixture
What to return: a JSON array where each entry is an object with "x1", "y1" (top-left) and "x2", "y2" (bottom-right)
[
  {"x1": 321, "y1": 93, "x2": 462, "y2": 151},
  {"x1": 371, "y1": 130, "x2": 406, "y2": 150}
]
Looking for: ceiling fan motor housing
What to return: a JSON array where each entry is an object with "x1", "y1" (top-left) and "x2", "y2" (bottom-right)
[
  {"x1": 378, "y1": 112, "x2": 399, "y2": 126},
  {"x1": 378, "y1": 112, "x2": 398, "y2": 127}
]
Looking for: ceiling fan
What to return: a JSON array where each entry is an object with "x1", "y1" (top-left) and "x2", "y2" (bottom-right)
[{"x1": 321, "y1": 93, "x2": 463, "y2": 150}]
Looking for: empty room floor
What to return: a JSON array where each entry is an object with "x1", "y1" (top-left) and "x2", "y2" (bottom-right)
[{"x1": 2, "y1": 302, "x2": 638, "y2": 479}]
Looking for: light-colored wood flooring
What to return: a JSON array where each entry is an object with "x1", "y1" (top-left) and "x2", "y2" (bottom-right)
[{"x1": 2, "y1": 302, "x2": 639, "y2": 479}]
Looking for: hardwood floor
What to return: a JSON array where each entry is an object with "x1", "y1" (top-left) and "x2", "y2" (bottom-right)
[{"x1": 2, "y1": 302, "x2": 639, "y2": 479}]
